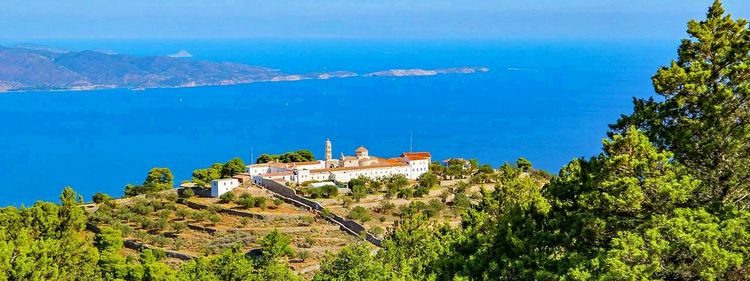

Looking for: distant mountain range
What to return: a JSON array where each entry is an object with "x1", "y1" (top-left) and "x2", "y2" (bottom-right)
[{"x1": 0, "y1": 45, "x2": 489, "y2": 92}]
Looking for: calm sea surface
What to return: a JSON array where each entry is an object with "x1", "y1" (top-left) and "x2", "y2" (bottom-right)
[{"x1": 0, "y1": 39, "x2": 676, "y2": 206}]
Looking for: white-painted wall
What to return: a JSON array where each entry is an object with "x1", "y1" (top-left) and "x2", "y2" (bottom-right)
[
  {"x1": 211, "y1": 178, "x2": 240, "y2": 197},
  {"x1": 246, "y1": 165, "x2": 270, "y2": 176},
  {"x1": 291, "y1": 161, "x2": 325, "y2": 170},
  {"x1": 408, "y1": 159, "x2": 430, "y2": 179},
  {"x1": 266, "y1": 166, "x2": 283, "y2": 173},
  {"x1": 326, "y1": 166, "x2": 411, "y2": 182}
]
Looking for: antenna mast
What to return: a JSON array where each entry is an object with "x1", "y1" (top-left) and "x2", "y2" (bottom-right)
[{"x1": 410, "y1": 131, "x2": 413, "y2": 153}]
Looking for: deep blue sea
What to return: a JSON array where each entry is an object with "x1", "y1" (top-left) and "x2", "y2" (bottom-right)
[{"x1": 0, "y1": 39, "x2": 677, "y2": 206}]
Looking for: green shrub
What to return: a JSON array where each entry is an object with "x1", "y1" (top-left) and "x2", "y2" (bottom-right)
[
  {"x1": 378, "y1": 200, "x2": 395, "y2": 214},
  {"x1": 208, "y1": 213, "x2": 221, "y2": 225},
  {"x1": 255, "y1": 197, "x2": 267, "y2": 209},
  {"x1": 155, "y1": 217, "x2": 168, "y2": 231},
  {"x1": 418, "y1": 172, "x2": 438, "y2": 188},
  {"x1": 320, "y1": 208, "x2": 333, "y2": 218},
  {"x1": 236, "y1": 196, "x2": 256, "y2": 209},
  {"x1": 219, "y1": 191, "x2": 236, "y2": 203},
  {"x1": 239, "y1": 217, "x2": 250, "y2": 227},
  {"x1": 173, "y1": 237, "x2": 184, "y2": 250},
  {"x1": 134, "y1": 230, "x2": 148, "y2": 241},
  {"x1": 300, "y1": 216, "x2": 315, "y2": 226},
  {"x1": 414, "y1": 186, "x2": 430, "y2": 197},
  {"x1": 306, "y1": 185, "x2": 339, "y2": 198},
  {"x1": 399, "y1": 201, "x2": 429, "y2": 218},
  {"x1": 181, "y1": 188, "x2": 195, "y2": 198},
  {"x1": 171, "y1": 222, "x2": 187, "y2": 233},
  {"x1": 162, "y1": 202, "x2": 177, "y2": 211},
  {"x1": 271, "y1": 198, "x2": 283, "y2": 208},
  {"x1": 398, "y1": 188, "x2": 414, "y2": 199},
  {"x1": 347, "y1": 206, "x2": 371, "y2": 223},
  {"x1": 159, "y1": 209, "x2": 171, "y2": 219},
  {"x1": 131, "y1": 202, "x2": 154, "y2": 215},
  {"x1": 298, "y1": 250, "x2": 311, "y2": 261},
  {"x1": 453, "y1": 193, "x2": 471, "y2": 211},
  {"x1": 120, "y1": 224, "x2": 134, "y2": 236},
  {"x1": 425, "y1": 198, "x2": 445, "y2": 218},
  {"x1": 370, "y1": 226, "x2": 385, "y2": 236},
  {"x1": 454, "y1": 181, "x2": 470, "y2": 194},
  {"x1": 139, "y1": 218, "x2": 153, "y2": 230},
  {"x1": 369, "y1": 180, "x2": 383, "y2": 192},
  {"x1": 164, "y1": 192, "x2": 179, "y2": 202},
  {"x1": 440, "y1": 190, "x2": 451, "y2": 202},
  {"x1": 149, "y1": 248, "x2": 168, "y2": 260},
  {"x1": 351, "y1": 184, "x2": 368, "y2": 202},
  {"x1": 206, "y1": 204, "x2": 221, "y2": 214},
  {"x1": 341, "y1": 197, "x2": 354, "y2": 208},
  {"x1": 176, "y1": 208, "x2": 191, "y2": 220},
  {"x1": 92, "y1": 192, "x2": 111, "y2": 204},
  {"x1": 190, "y1": 211, "x2": 206, "y2": 221},
  {"x1": 303, "y1": 236, "x2": 315, "y2": 248},
  {"x1": 348, "y1": 176, "x2": 371, "y2": 189},
  {"x1": 320, "y1": 185, "x2": 339, "y2": 198}
]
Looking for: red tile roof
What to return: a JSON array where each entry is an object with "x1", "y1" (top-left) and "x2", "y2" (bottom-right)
[{"x1": 401, "y1": 152, "x2": 432, "y2": 160}]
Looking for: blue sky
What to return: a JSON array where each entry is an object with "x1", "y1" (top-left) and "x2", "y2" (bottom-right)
[{"x1": 1, "y1": 0, "x2": 748, "y2": 40}]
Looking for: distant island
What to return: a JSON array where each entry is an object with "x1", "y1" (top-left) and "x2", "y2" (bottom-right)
[
  {"x1": 364, "y1": 67, "x2": 490, "y2": 77},
  {"x1": 0, "y1": 45, "x2": 489, "y2": 92}
]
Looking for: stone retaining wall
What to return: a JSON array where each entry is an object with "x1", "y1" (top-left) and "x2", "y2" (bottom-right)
[
  {"x1": 186, "y1": 223, "x2": 218, "y2": 234},
  {"x1": 123, "y1": 240, "x2": 195, "y2": 261},
  {"x1": 179, "y1": 199, "x2": 267, "y2": 220},
  {"x1": 178, "y1": 187, "x2": 212, "y2": 198}
]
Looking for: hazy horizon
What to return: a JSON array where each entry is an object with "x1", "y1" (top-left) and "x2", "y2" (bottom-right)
[{"x1": 2, "y1": 0, "x2": 749, "y2": 41}]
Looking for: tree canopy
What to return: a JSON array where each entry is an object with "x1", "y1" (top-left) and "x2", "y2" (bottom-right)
[
  {"x1": 192, "y1": 157, "x2": 247, "y2": 187},
  {"x1": 125, "y1": 167, "x2": 174, "y2": 197},
  {"x1": 611, "y1": 0, "x2": 750, "y2": 208},
  {"x1": 256, "y1": 149, "x2": 315, "y2": 164}
]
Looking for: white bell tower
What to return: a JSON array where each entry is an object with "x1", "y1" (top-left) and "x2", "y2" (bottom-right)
[{"x1": 325, "y1": 138, "x2": 332, "y2": 161}]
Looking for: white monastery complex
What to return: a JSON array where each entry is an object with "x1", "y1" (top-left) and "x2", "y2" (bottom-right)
[{"x1": 246, "y1": 138, "x2": 431, "y2": 185}]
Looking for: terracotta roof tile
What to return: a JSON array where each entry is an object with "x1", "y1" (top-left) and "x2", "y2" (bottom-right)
[{"x1": 401, "y1": 152, "x2": 432, "y2": 160}]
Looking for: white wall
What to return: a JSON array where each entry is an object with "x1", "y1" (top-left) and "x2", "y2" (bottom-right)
[
  {"x1": 269, "y1": 166, "x2": 290, "y2": 173},
  {"x1": 292, "y1": 161, "x2": 325, "y2": 170},
  {"x1": 328, "y1": 166, "x2": 411, "y2": 182},
  {"x1": 246, "y1": 165, "x2": 270, "y2": 176},
  {"x1": 211, "y1": 179, "x2": 240, "y2": 197},
  {"x1": 408, "y1": 159, "x2": 430, "y2": 179}
]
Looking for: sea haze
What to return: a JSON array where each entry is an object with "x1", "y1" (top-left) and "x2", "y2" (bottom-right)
[{"x1": 0, "y1": 39, "x2": 676, "y2": 206}]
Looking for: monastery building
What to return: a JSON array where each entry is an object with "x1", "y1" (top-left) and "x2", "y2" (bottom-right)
[{"x1": 246, "y1": 139, "x2": 431, "y2": 185}]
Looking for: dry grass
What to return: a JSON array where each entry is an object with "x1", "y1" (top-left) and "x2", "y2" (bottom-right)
[{"x1": 87, "y1": 186, "x2": 359, "y2": 277}]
